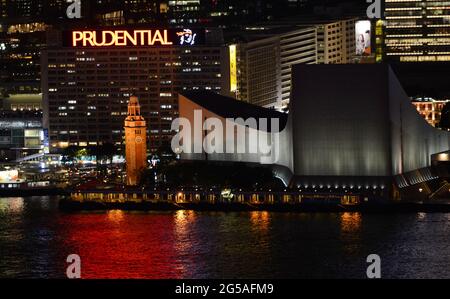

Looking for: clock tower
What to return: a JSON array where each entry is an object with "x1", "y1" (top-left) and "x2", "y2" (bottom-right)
[{"x1": 124, "y1": 96, "x2": 147, "y2": 186}]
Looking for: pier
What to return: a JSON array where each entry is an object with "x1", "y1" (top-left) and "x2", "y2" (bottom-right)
[{"x1": 61, "y1": 186, "x2": 450, "y2": 213}]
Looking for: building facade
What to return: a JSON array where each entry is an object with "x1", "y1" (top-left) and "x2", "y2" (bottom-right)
[
  {"x1": 231, "y1": 19, "x2": 356, "y2": 110},
  {"x1": 411, "y1": 97, "x2": 448, "y2": 128},
  {"x1": 315, "y1": 18, "x2": 356, "y2": 64},
  {"x1": 232, "y1": 26, "x2": 317, "y2": 109},
  {"x1": 42, "y1": 28, "x2": 230, "y2": 153},
  {"x1": 0, "y1": 110, "x2": 43, "y2": 162},
  {"x1": 383, "y1": 0, "x2": 450, "y2": 62},
  {"x1": 0, "y1": 24, "x2": 46, "y2": 97},
  {"x1": 0, "y1": 93, "x2": 42, "y2": 110},
  {"x1": 168, "y1": 0, "x2": 201, "y2": 24}
]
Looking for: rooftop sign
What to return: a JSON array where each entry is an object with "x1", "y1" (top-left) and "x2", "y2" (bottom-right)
[{"x1": 69, "y1": 29, "x2": 202, "y2": 47}]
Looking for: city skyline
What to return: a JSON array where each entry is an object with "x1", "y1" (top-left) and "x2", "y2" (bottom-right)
[{"x1": 0, "y1": 0, "x2": 450, "y2": 284}]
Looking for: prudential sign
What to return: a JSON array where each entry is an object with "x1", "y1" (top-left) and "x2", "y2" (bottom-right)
[{"x1": 68, "y1": 28, "x2": 203, "y2": 47}]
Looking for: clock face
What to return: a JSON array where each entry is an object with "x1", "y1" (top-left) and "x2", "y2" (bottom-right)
[{"x1": 135, "y1": 136, "x2": 143, "y2": 144}]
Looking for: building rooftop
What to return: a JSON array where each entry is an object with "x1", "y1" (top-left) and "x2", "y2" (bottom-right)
[
  {"x1": 225, "y1": 25, "x2": 316, "y2": 43},
  {"x1": 224, "y1": 14, "x2": 359, "y2": 43},
  {"x1": 180, "y1": 91, "x2": 288, "y2": 132}
]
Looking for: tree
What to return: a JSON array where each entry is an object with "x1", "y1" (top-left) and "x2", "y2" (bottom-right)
[
  {"x1": 88, "y1": 143, "x2": 118, "y2": 164},
  {"x1": 76, "y1": 148, "x2": 88, "y2": 158},
  {"x1": 101, "y1": 143, "x2": 117, "y2": 164}
]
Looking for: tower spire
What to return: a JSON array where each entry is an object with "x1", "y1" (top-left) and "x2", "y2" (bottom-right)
[
  {"x1": 128, "y1": 95, "x2": 141, "y2": 116},
  {"x1": 124, "y1": 96, "x2": 147, "y2": 186}
]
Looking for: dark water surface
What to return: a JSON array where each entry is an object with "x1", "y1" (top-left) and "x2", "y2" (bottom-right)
[{"x1": 0, "y1": 196, "x2": 449, "y2": 279}]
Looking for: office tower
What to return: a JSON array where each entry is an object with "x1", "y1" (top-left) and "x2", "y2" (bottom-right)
[
  {"x1": 315, "y1": 18, "x2": 356, "y2": 64},
  {"x1": 42, "y1": 28, "x2": 230, "y2": 153},
  {"x1": 168, "y1": 0, "x2": 201, "y2": 24},
  {"x1": 383, "y1": 0, "x2": 450, "y2": 62},
  {"x1": 232, "y1": 26, "x2": 317, "y2": 109}
]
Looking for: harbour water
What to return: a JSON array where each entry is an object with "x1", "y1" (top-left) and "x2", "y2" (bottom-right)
[{"x1": 0, "y1": 196, "x2": 449, "y2": 279}]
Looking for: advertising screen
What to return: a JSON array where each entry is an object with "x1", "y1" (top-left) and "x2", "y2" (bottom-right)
[
  {"x1": 0, "y1": 170, "x2": 19, "y2": 183},
  {"x1": 229, "y1": 44, "x2": 237, "y2": 92},
  {"x1": 355, "y1": 20, "x2": 371, "y2": 56}
]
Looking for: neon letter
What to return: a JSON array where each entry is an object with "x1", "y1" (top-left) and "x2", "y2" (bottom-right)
[{"x1": 72, "y1": 31, "x2": 83, "y2": 46}]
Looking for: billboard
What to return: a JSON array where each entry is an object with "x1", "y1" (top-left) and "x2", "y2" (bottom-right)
[
  {"x1": 229, "y1": 45, "x2": 237, "y2": 92},
  {"x1": 355, "y1": 20, "x2": 371, "y2": 56},
  {"x1": 0, "y1": 170, "x2": 19, "y2": 183}
]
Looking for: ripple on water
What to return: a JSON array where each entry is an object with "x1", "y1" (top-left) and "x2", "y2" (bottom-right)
[{"x1": 0, "y1": 197, "x2": 449, "y2": 278}]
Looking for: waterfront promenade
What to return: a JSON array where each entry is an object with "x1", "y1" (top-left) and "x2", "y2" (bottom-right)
[{"x1": 61, "y1": 187, "x2": 450, "y2": 213}]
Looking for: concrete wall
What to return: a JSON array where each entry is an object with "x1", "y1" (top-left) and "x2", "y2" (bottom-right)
[
  {"x1": 290, "y1": 64, "x2": 392, "y2": 177},
  {"x1": 388, "y1": 67, "x2": 450, "y2": 174}
]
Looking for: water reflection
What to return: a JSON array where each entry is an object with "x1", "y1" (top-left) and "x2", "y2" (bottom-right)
[
  {"x1": 107, "y1": 209, "x2": 124, "y2": 223},
  {"x1": 39, "y1": 196, "x2": 51, "y2": 210},
  {"x1": 249, "y1": 211, "x2": 271, "y2": 231},
  {"x1": 248, "y1": 211, "x2": 271, "y2": 270},
  {"x1": 0, "y1": 197, "x2": 24, "y2": 214},
  {"x1": 1, "y1": 196, "x2": 449, "y2": 279},
  {"x1": 417, "y1": 212, "x2": 426, "y2": 220},
  {"x1": 340, "y1": 212, "x2": 362, "y2": 234},
  {"x1": 173, "y1": 210, "x2": 196, "y2": 253},
  {"x1": 56, "y1": 211, "x2": 183, "y2": 278},
  {"x1": 174, "y1": 210, "x2": 196, "y2": 235},
  {"x1": 339, "y1": 212, "x2": 362, "y2": 257},
  {"x1": 172, "y1": 210, "x2": 198, "y2": 275}
]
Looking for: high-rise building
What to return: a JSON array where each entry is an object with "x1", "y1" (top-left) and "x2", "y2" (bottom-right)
[
  {"x1": 168, "y1": 0, "x2": 201, "y2": 24},
  {"x1": 0, "y1": 109, "x2": 43, "y2": 161},
  {"x1": 0, "y1": 93, "x2": 42, "y2": 110},
  {"x1": 124, "y1": 96, "x2": 147, "y2": 186},
  {"x1": 232, "y1": 26, "x2": 317, "y2": 109},
  {"x1": 383, "y1": 0, "x2": 450, "y2": 62},
  {"x1": 0, "y1": 1, "x2": 165, "y2": 26},
  {"x1": 0, "y1": 28, "x2": 46, "y2": 96},
  {"x1": 0, "y1": 1, "x2": 6, "y2": 20},
  {"x1": 231, "y1": 18, "x2": 356, "y2": 110},
  {"x1": 167, "y1": 0, "x2": 311, "y2": 27},
  {"x1": 315, "y1": 19, "x2": 356, "y2": 64},
  {"x1": 0, "y1": 0, "x2": 44, "y2": 20},
  {"x1": 42, "y1": 28, "x2": 231, "y2": 153},
  {"x1": 119, "y1": 0, "x2": 166, "y2": 24},
  {"x1": 0, "y1": 1, "x2": 52, "y2": 102},
  {"x1": 286, "y1": 18, "x2": 357, "y2": 64}
]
